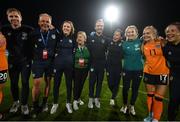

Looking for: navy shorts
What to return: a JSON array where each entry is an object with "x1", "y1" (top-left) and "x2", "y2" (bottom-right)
[
  {"x1": 0, "y1": 70, "x2": 8, "y2": 84},
  {"x1": 144, "y1": 73, "x2": 169, "y2": 85},
  {"x1": 32, "y1": 60, "x2": 53, "y2": 79}
]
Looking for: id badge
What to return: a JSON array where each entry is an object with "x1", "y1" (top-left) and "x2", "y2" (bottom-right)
[
  {"x1": 43, "y1": 49, "x2": 48, "y2": 59},
  {"x1": 79, "y1": 58, "x2": 85, "y2": 67}
]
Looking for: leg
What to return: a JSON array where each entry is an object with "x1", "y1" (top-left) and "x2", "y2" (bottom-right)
[
  {"x1": 130, "y1": 71, "x2": 142, "y2": 105},
  {"x1": 9, "y1": 64, "x2": 21, "y2": 113},
  {"x1": 20, "y1": 62, "x2": 31, "y2": 115},
  {"x1": 88, "y1": 68, "x2": 96, "y2": 108},
  {"x1": 44, "y1": 76, "x2": 51, "y2": 98},
  {"x1": 153, "y1": 85, "x2": 168, "y2": 121},
  {"x1": 94, "y1": 68, "x2": 104, "y2": 108},
  {"x1": 53, "y1": 70, "x2": 63, "y2": 104},
  {"x1": 122, "y1": 71, "x2": 131, "y2": 105},
  {"x1": 64, "y1": 68, "x2": 73, "y2": 103},
  {"x1": 145, "y1": 84, "x2": 155, "y2": 113},
  {"x1": 0, "y1": 70, "x2": 7, "y2": 104},
  {"x1": 64, "y1": 67, "x2": 73, "y2": 113},
  {"x1": 112, "y1": 70, "x2": 121, "y2": 99},
  {"x1": 95, "y1": 68, "x2": 104, "y2": 98},
  {"x1": 89, "y1": 69, "x2": 96, "y2": 98},
  {"x1": 168, "y1": 75, "x2": 180, "y2": 121},
  {"x1": 107, "y1": 69, "x2": 114, "y2": 97},
  {"x1": 0, "y1": 84, "x2": 5, "y2": 104},
  {"x1": 50, "y1": 69, "x2": 62, "y2": 114},
  {"x1": 9, "y1": 64, "x2": 20, "y2": 102},
  {"x1": 0, "y1": 70, "x2": 7, "y2": 119},
  {"x1": 0, "y1": 84, "x2": 5, "y2": 120},
  {"x1": 20, "y1": 62, "x2": 31, "y2": 105},
  {"x1": 78, "y1": 69, "x2": 88, "y2": 99},
  {"x1": 74, "y1": 69, "x2": 81, "y2": 100},
  {"x1": 32, "y1": 78, "x2": 42, "y2": 102},
  {"x1": 31, "y1": 77, "x2": 42, "y2": 117}
]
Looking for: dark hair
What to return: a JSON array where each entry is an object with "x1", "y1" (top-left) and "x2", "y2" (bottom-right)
[
  {"x1": 95, "y1": 19, "x2": 104, "y2": 24},
  {"x1": 114, "y1": 28, "x2": 123, "y2": 35}
]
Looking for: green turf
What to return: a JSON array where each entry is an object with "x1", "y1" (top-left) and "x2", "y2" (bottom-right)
[{"x1": 0, "y1": 74, "x2": 180, "y2": 121}]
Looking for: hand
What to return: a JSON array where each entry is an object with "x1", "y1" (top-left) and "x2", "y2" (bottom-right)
[
  {"x1": 158, "y1": 36, "x2": 165, "y2": 40},
  {"x1": 158, "y1": 36, "x2": 167, "y2": 47},
  {"x1": 49, "y1": 24, "x2": 55, "y2": 30}
]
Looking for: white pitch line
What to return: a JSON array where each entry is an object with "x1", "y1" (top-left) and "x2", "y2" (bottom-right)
[{"x1": 119, "y1": 85, "x2": 169, "y2": 101}]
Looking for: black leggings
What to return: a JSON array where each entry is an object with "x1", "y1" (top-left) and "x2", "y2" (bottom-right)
[
  {"x1": 73, "y1": 68, "x2": 88, "y2": 100},
  {"x1": 9, "y1": 61, "x2": 31, "y2": 105},
  {"x1": 89, "y1": 67, "x2": 104, "y2": 98},
  {"x1": 53, "y1": 67, "x2": 73, "y2": 103},
  {"x1": 106, "y1": 67, "x2": 121, "y2": 99},
  {"x1": 168, "y1": 73, "x2": 180, "y2": 121},
  {"x1": 122, "y1": 70, "x2": 142, "y2": 105}
]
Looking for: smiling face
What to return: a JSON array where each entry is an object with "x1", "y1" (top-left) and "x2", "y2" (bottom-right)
[
  {"x1": 76, "y1": 32, "x2": 86, "y2": 46},
  {"x1": 62, "y1": 22, "x2": 72, "y2": 36},
  {"x1": 165, "y1": 25, "x2": 180, "y2": 43},
  {"x1": 113, "y1": 31, "x2": 121, "y2": 42},
  {"x1": 125, "y1": 26, "x2": 138, "y2": 40},
  {"x1": 95, "y1": 19, "x2": 104, "y2": 36},
  {"x1": 143, "y1": 26, "x2": 157, "y2": 42},
  {"x1": 38, "y1": 14, "x2": 52, "y2": 32},
  {"x1": 7, "y1": 11, "x2": 22, "y2": 29}
]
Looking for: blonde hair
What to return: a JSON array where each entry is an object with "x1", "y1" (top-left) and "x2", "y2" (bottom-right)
[
  {"x1": 77, "y1": 31, "x2": 87, "y2": 41},
  {"x1": 6, "y1": 8, "x2": 22, "y2": 17},
  {"x1": 143, "y1": 25, "x2": 158, "y2": 39},
  {"x1": 125, "y1": 25, "x2": 138, "y2": 38}
]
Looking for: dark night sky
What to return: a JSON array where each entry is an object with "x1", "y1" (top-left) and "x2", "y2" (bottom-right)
[{"x1": 0, "y1": 0, "x2": 179, "y2": 37}]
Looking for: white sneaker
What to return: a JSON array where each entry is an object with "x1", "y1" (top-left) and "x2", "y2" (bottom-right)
[
  {"x1": 144, "y1": 112, "x2": 153, "y2": 122},
  {"x1": 50, "y1": 104, "x2": 59, "y2": 114},
  {"x1": 120, "y1": 105, "x2": 128, "y2": 114},
  {"x1": 66, "y1": 103, "x2": 73, "y2": 113},
  {"x1": 152, "y1": 119, "x2": 158, "y2": 122},
  {"x1": 88, "y1": 98, "x2": 93, "y2": 108},
  {"x1": 110, "y1": 99, "x2": 115, "y2": 106},
  {"x1": 78, "y1": 99, "x2": 84, "y2": 105},
  {"x1": 21, "y1": 105, "x2": 29, "y2": 115},
  {"x1": 94, "y1": 98, "x2": 100, "y2": 108},
  {"x1": 129, "y1": 105, "x2": 136, "y2": 115},
  {"x1": 9, "y1": 100, "x2": 20, "y2": 113},
  {"x1": 73, "y1": 100, "x2": 79, "y2": 110}
]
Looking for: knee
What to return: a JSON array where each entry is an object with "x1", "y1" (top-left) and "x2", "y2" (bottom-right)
[
  {"x1": 33, "y1": 79, "x2": 41, "y2": 89},
  {"x1": 123, "y1": 86, "x2": 129, "y2": 91}
]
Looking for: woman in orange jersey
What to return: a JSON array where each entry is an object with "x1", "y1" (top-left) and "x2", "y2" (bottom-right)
[
  {"x1": 142, "y1": 26, "x2": 169, "y2": 122},
  {"x1": 0, "y1": 33, "x2": 8, "y2": 120}
]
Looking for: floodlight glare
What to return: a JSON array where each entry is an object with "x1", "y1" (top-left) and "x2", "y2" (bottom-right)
[{"x1": 104, "y1": 5, "x2": 119, "y2": 23}]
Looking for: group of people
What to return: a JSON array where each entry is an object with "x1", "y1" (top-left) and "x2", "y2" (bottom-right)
[{"x1": 0, "y1": 8, "x2": 180, "y2": 121}]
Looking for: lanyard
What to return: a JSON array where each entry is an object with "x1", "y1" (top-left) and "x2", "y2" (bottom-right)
[{"x1": 40, "y1": 30, "x2": 50, "y2": 48}]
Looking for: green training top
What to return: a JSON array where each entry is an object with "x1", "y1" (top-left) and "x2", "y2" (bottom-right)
[
  {"x1": 74, "y1": 46, "x2": 90, "y2": 69},
  {"x1": 122, "y1": 39, "x2": 144, "y2": 71}
]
